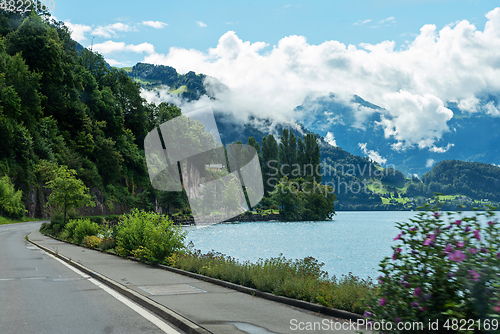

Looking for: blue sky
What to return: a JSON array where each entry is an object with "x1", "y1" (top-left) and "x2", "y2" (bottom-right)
[{"x1": 53, "y1": 0, "x2": 497, "y2": 67}]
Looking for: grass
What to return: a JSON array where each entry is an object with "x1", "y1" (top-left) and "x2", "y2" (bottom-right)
[
  {"x1": 131, "y1": 77, "x2": 161, "y2": 85},
  {"x1": 169, "y1": 85, "x2": 188, "y2": 94},
  {"x1": 0, "y1": 216, "x2": 41, "y2": 225},
  {"x1": 121, "y1": 67, "x2": 133, "y2": 73},
  {"x1": 169, "y1": 251, "x2": 376, "y2": 315}
]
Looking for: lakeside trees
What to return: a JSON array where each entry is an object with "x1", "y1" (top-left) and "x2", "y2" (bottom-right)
[{"x1": 248, "y1": 129, "x2": 336, "y2": 221}]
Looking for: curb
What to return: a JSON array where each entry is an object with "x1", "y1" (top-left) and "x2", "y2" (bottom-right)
[
  {"x1": 27, "y1": 234, "x2": 212, "y2": 334},
  {"x1": 33, "y1": 231, "x2": 364, "y2": 322}
]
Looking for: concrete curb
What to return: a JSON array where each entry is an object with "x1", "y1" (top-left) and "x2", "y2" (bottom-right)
[
  {"x1": 33, "y1": 231, "x2": 364, "y2": 322},
  {"x1": 27, "y1": 234, "x2": 212, "y2": 334}
]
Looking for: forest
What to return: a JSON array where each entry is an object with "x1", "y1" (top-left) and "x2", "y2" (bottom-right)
[{"x1": 0, "y1": 9, "x2": 498, "y2": 221}]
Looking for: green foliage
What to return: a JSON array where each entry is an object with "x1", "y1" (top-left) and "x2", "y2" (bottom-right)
[
  {"x1": 421, "y1": 160, "x2": 500, "y2": 201},
  {"x1": 0, "y1": 175, "x2": 26, "y2": 218},
  {"x1": 41, "y1": 164, "x2": 95, "y2": 225},
  {"x1": 115, "y1": 209, "x2": 186, "y2": 263},
  {"x1": 83, "y1": 235, "x2": 102, "y2": 249},
  {"x1": 171, "y1": 251, "x2": 375, "y2": 315},
  {"x1": 365, "y1": 203, "x2": 500, "y2": 333},
  {"x1": 72, "y1": 218, "x2": 100, "y2": 244},
  {"x1": 270, "y1": 176, "x2": 336, "y2": 221}
]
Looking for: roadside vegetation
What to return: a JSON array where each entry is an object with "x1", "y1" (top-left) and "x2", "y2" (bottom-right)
[
  {"x1": 39, "y1": 202, "x2": 500, "y2": 322},
  {"x1": 363, "y1": 203, "x2": 500, "y2": 333}
]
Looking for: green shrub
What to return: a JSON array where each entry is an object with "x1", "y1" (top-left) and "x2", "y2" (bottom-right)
[
  {"x1": 171, "y1": 251, "x2": 375, "y2": 314},
  {"x1": 62, "y1": 219, "x2": 79, "y2": 240},
  {"x1": 364, "y1": 203, "x2": 500, "y2": 333},
  {"x1": 72, "y1": 218, "x2": 100, "y2": 244},
  {"x1": 115, "y1": 209, "x2": 186, "y2": 263},
  {"x1": 83, "y1": 235, "x2": 102, "y2": 248},
  {"x1": 0, "y1": 175, "x2": 26, "y2": 218}
]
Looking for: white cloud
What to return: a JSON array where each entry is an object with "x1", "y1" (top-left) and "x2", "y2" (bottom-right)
[
  {"x1": 485, "y1": 101, "x2": 500, "y2": 116},
  {"x1": 325, "y1": 132, "x2": 337, "y2": 146},
  {"x1": 429, "y1": 143, "x2": 454, "y2": 153},
  {"x1": 358, "y1": 143, "x2": 387, "y2": 165},
  {"x1": 378, "y1": 16, "x2": 395, "y2": 24},
  {"x1": 354, "y1": 19, "x2": 371, "y2": 26},
  {"x1": 140, "y1": 7, "x2": 500, "y2": 150},
  {"x1": 93, "y1": 23, "x2": 134, "y2": 38},
  {"x1": 142, "y1": 21, "x2": 168, "y2": 29},
  {"x1": 106, "y1": 58, "x2": 128, "y2": 67},
  {"x1": 426, "y1": 158, "x2": 435, "y2": 168},
  {"x1": 196, "y1": 21, "x2": 207, "y2": 28},
  {"x1": 92, "y1": 41, "x2": 155, "y2": 55},
  {"x1": 64, "y1": 21, "x2": 92, "y2": 43}
]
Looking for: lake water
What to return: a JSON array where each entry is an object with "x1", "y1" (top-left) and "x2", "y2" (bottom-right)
[{"x1": 183, "y1": 211, "x2": 497, "y2": 281}]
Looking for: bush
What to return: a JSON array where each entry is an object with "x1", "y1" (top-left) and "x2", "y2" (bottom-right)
[
  {"x1": 115, "y1": 209, "x2": 186, "y2": 263},
  {"x1": 0, "y1": 175, "x2": 26, "y2": 218},
  {"x1": 364, "y1": 203, "x2": 500, "y2": 333},
  {"x1": 83, "y1": 235, "x2": 102, "y2": 249},
  {"x1": 171, "y1": 251, "x2": 375, "y2": 314},
  {"x1": 62, "y1": 219, "x2": 79, "y2": 240},
  {"x1": 72, "y1": 218, "x2": 100, "y2": 244}
]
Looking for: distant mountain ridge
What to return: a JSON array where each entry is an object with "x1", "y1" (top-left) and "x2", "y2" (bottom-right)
[{"x1": 128, "y1": 62, "x2": 500, "y2": 178}]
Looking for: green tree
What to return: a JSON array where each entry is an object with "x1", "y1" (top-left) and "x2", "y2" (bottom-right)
[
  {"x1": 0, "y1": 175, "x2": 26, "y2": 218},
  {"x1": 271, "y1": 176, "x2": 302, "y2": 221},
  {"x1": 43, "y1": 164, "x2": 95, "y2": 225},
  {"x1": 261, "y1": 134, "x2": 279, "y2": 196},
  {"x1": 278, "y1": 129, "x2": 296, "y2": 179}
]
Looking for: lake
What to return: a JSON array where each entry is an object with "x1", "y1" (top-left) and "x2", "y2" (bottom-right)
[{"x1": 183, "y1": 211, "x2": 497, "y2": 281}]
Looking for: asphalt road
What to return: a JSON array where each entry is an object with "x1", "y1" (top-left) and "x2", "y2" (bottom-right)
[{"x1": 0, "y1": 221, "x2": 182, "y2": 334}]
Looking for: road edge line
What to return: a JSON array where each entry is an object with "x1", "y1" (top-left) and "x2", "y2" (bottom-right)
[{"x1": 27, "y1": 234, "x2": 212, "y2": 334}]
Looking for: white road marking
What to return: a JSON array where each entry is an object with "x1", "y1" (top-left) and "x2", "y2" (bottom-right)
[{"x1": 45, "y1": 251, "x2": 181, "y2": 334}]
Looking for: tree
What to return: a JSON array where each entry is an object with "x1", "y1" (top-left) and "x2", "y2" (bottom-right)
[
  {"x1": 261, "y1": 134, "x2": 279, "y2": 196},
  {"x1": 278, "y1": 129, "x2": 296, "y2": 178},
  {"x1": 43, "y1": 164, "x2": 95, "y2": 225},
  {"x1": 0, "y1": 175, "x2": 26, "y2": 218}
]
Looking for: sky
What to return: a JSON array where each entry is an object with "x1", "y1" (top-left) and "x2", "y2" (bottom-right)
[{"x1": 51, "y1": 0, "x2": 500, "y2": 155}]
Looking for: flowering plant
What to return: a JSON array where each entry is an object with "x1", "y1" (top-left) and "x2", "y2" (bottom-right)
[{"x1": 365, "y1": 202, "x2": 500, "y2": 333}]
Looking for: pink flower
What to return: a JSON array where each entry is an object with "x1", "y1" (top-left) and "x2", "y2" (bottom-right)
[
  {"x1": 464, "y1": 226, "x2": 471, "y2": 233},
  {"x1": 495, "y1": 300, "x2": 500, "y2": 313},
  {"x1": 413, "y1": 287, "x2": 422, "y2": 297},
  {"x1": 481, "y1": 248, "x2": 488, "y2": 253},
  {"x1": 473, "y1": 230, "x2": 481, "y2": 240},
  {"x1": 410, "y1": 227, "x2": 417, "y2": 232},
  {"x1": 497, "y1": 252, "x2": 500, "y2": 260},
  {"x1": 444, "y1": 244, "x2": 453, "y2": 254},
  {"x1": 449, "y1": 250, "x2": 466, "y2": 262},
  {"x1": 469, "y1": 248, "x2": 478, "y2": 254},
  {"x1": 423, "y1": 234, "x2": 436, "y2": 246},
  {"x1": 379, "y1": 298, "x2": 386, "y2": 306},
  {"x1": 454, "y1": 220, "x2": 462, "y2": 226},
  {"x1": 433, "y1": 212, "x2": 440, "y2": 218},
  {"x1": 394, "y1": 233, "x2": 403, "y2": 241},
  {"x1": 457, "y1": 242, "x2": 465, "y2": 248},
  {"x1": 392, "y1": 248, "x2": 402, "y2": 260},
  {"x1": 468, "y1": 269, "x2": 480, "y2": 281},
  {"x1": 488, "y1": 221, "x2": 494, "y2": 226}
]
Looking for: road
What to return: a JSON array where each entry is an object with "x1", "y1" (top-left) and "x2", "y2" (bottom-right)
[{"x1": 0, "y1": 221, "x2": 183, "y2": 334}]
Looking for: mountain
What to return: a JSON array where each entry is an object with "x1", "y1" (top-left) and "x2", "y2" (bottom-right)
[
  {"x1": 295, "y1": 94, "x2": 500, "y2": 176},
  {"x1": 125, "y1": 63, "x2": 211, "y2": 101}
]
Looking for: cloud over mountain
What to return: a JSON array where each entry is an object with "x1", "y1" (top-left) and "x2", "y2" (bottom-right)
[{"x1": 141, "y1": 7, "x2": 500, "y2": 151}]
